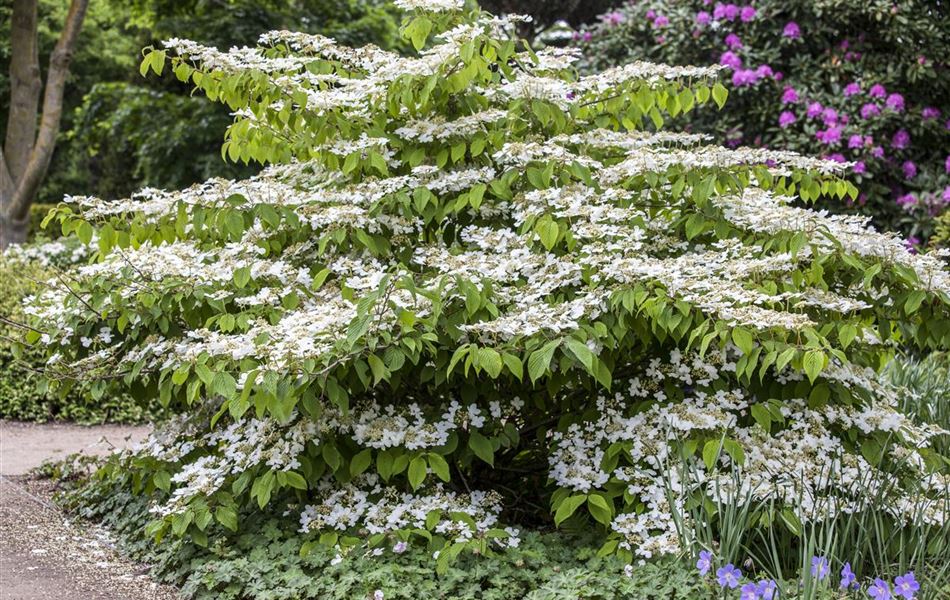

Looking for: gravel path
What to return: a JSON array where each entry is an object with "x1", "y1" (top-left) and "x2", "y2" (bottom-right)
[{"x1": 0, "y1": 421, "x2": 179, "y2": 599}]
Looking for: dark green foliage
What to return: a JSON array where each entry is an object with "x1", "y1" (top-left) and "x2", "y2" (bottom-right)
[{"x1": 578, "y1": 0, "x2": 950, "y2": 241}]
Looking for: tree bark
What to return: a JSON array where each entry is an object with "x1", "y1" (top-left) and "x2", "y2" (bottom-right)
[{"x1": 1, "y1": 0, "x2": 90, "y2": 249}]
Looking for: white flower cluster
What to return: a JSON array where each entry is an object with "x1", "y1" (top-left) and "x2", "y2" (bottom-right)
[
  {"x1": 299, "y1": 475, "x2": 516, "y2": 546},
  {"x1": 548, "y1": 349, "x2": 949, "y2": 559}
]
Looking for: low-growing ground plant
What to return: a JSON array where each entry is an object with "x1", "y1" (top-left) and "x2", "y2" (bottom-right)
[{"x1": 16, "y1": 0, "x2": 950, "y2": 596}]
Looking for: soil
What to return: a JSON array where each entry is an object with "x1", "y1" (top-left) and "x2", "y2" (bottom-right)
[{"x1": 0, "y1": 420, "x2": 179, "y2": 600}]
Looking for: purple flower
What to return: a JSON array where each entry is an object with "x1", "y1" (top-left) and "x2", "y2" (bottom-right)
[
  {"x1": 822, "y1": 107, "x2": 839, "y2": 125},
  {"x1": 829, "y1": 153, "x2": 846, "y2": 163},
  {"x1": 869, "y1": 84, "x2": 887, "y2": 98},
  {"x1": 781, "y1": 87, "x2": 799, "y2": 104},
  {"x1": 717, "y1": 564, "x2": 742, "y2": 589},
  {"x1": 894, "y1": 572, "x2": 920, "y2": 599},
  {"x1": 724, "y1": 4, "x2": 740, "y2": 20},
  {"x1": 872, "y1": 146, "x2": 885, "y2": 159},
  {"x1": 783, "y1": 21, "x2": 801, "y2": 38},
  {"x1": 653, "y1": 15, "x2": 670, "y2": 27},
  {"x1": 719, "y1": 51, "x2": 743, "y2": 69},
  {"x1": 905, "y1": 237, "x2": 921, "y2": 253},
  {"x1": 811, "y1": 556, "x2": 830, "y2": 580},
  {"x1": 582, "y1": 31, "x2": 592, "y2": 42},
  {"x1": 840, "y1": 563, "x2": 857, "y2": 589},
  {"x1": 696, "y1": 11, "x2": 712, "y2": 25},
  {"x1": 740, "y1": 6, "x2": 757, "y2": 21},
  {"x1": 946, "y1": 155, "x2": 950, "y2": 173},
  {"x1": 755, "y1": 64, "x2": 773, "y2": 78},
  {"x1": 817, "y1": 126, "x2": 842, "y2": 145},
  {"x1": 646, "y1": 9, "x2": 656, "y2": 20},
  {"x1": 806, "y1": 102, "x2": 824, "y2": 119},
  {"x1": 393, "y1": 541, "x2": 408, "y2": 553},
  {"x1": 844, "y1": 82, "x2": 861, "y2": 96},
  {"x1": 779, "y1": 111, "x2": 797, "y2": 128},
  {"x1": 886, "y1": 93, "x2": 905, "y2": 112},
  {"x1": 903, "y1": 160, "x2": 917, "y2": 179},
  {"x1": 943, "y1": 186, "x2": 950, "y2": 204},
  {"x1": 602, "y1": 11, "x2": 625, "y2": 26},
  {"x1": 696, "y1": 550, "x2": 712, "y2": 575},
  {"x1": 861, "y1": 103, "x2": 881, "y2": 119},
  {"x1": 848, "y1": 134, "x2": 864, "y2": 149},
  {"x1": 758, "y1": 580, "x2": 778, "y2": 600},
  {"x1": 922, "y1": 107, "x2": 940, "y2": 120},
  {"x1": 732, "y1": 69, "x2": 759, "y2": 86},
  {"x1": 892, "y1": 129, "x2": 911, "y2": 149},
  {"x1": 740, "y1": 582, "x2": 759, "y2": 600},
  {"x1": 725, "y1": 33, "x2": 742, "y2": 49},
  {"x1": 897, "y1": 193, "x2": 917, "y2": 208},
  {"x1": 853, "y1": 161, "x2": 866, "y2": 174},
  {"x1": 869, "y1": 578, "x2": 893, "y2": 599}
]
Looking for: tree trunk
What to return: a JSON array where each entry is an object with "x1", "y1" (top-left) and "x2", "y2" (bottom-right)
[
  {"x1": 0, "y1": 212, "x2": 29, "y2": 248},
  {"x1": 1, "y1": 0, "x2": 90, "y2": 250}
]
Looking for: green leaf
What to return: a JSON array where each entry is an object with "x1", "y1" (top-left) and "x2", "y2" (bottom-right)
[
  {"x1": 731, "y1": 327, "x2": 754, "y2": 355},
  {"x1": 283, "y1": 471, "x2": 308, "y2": 490},
  {"x1": 564, "y1": 338, "x2": 595, "y2": 372},
  {"x1": 750, "y1": 404, "x2": 771, "y2": 432},
  {"x1": 468, "y1": 431, "x2": 494, "y2": 466},
  {"x1": 527, "y1": 339, "x2": 561, "y2": 384},
  {"x1": 350, "y1": 449, "x2": 373, "y2": 477},
  {"x1": 427, "y1": 453, "x2": 451, "y2": 482},
  {"x1": 476, "y1": 347, "x2": 503, "y2": 378},
  {"x1": 215, "y1": 506, "x2": 238, "y2": 531},
  {"x1": 536, "y1": 219, "x2": 559, "y2": 250},
  {"x1": 367, "y1": 354, "x2": 389, "y2": 385},
  {"x1": 722, "y1": 439, "x2": 745, "y2": 466},
  {"x1": 554, "y1": 494, "x2": 587, "y2": 526},
  {"x1": 711, "y1": 82, "x2": 728, "y2": 109},
  {"x1": 702, "y1": 439, "x2": 721, "y2": 471},
  {"x1": 586, "y1": 494, "x2": 613, "y2": 525},
  {"x1": 803, "y1": 350, "x2": 825, "y2": 383},
  {"x1": 408, "y1": 456, "x2": 427, "y2": 490}
]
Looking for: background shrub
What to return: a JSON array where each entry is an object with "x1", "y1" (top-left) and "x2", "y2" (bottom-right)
[
  {"x1": 0, "y1": 250, "x2": 157, "y2": 423},
  {"x1": 577, "y1": 0, "x2": 950, "y2": 243}
]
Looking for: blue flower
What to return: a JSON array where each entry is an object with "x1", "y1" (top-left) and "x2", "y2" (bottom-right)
[
  {"x1": 869, "y1": 578, "x2": 892, "y2": 599},
  {"x1": 757, "y1": 579, "x2": 778, "y2": 599},
  {"x1": 840, "y1": 563, "x2": 857, "y2": 589},
  {"x1": 811, "y1": 556, "x2": 829, "y2": 581},
  {"x1": 740, "y1": 582, "x2": 759, "y2": 600},
  {"x1": 696, "y1": 550, "x2": 712, "y2": 576},
  {"x1": 716, "y1": 564, "x2": 741, "y2": 589},
  {"x1": 894, "y1": 572, "x2": 919, "y2": 599}
]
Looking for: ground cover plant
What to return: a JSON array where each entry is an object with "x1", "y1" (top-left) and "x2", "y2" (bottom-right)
[
  {"x1": 576, "y1": 0, "x2": 950, "y2": 244},
  {"x1": 15, "y1": 0, "x2": 950, "y2": 597}
]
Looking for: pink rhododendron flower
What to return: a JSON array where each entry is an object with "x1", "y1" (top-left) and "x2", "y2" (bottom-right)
[
  {"x1": 843, "y1": 82, "x2": 861, "y2": 96},
  {"x1": 902, "y1": 160, "x2": 917, "y2": 179},
  {"x1": 848, "y1": 135, "x2": 864, "y2": 149},
  {"x1": 871, "y1": 146, "x2": 885, "y2": 159},
  {"x1": 740, "y1": 6, "x2": 756, "y2": 21},
  {"x1": 783, "y1": 22, "x2": 800, "y2": 38},
  {"x1": 653, "y1": 15, "x2": 670, "y2": 27},
  {"x1": 816, "y1": 126, "x2": 842, "y2": 145},
  {"x1": 806, "y1": 102, "x2": 823, "y2": 119},
  {"x1": 602, "y1": 11, "x2": 625, "y2": 26},
  {"x1": 781, "y1": 87, "x2": 799, "y2": 104},
  {"x1": 869, "y1": 84, "x2": 886, "y2": 98},
  {"x1": 860, "y1": 103, "x2": 881, "y2": 119},
  {"x1": 853, "y1": 161, "x2": 866, "y2": 174},
  {"x1": 725, "y1": 33, "x2": 742, "y2": 49},
  {"x1": 891, "y1": 129, "x2": 910, "y2": 149},
  {"x1": 922, "y1": 107, "x2": 940, "y2": 120},
  {"x1": 778, "y1": 111, "x2": 796, "y2": 128},
  {"x1": 696, "y1": 11, "x2": 711, "y2": 25},
  {"x1": 885, "y1": 93, "x2": 905, "y2": 112},
  {"x1": 719, "y1": 51, "x2": 742, "y2": 69}
]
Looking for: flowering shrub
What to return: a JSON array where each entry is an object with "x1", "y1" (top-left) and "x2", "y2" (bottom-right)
[
  {"x1": 20, "y1": 0, "x2": 950, "y2": 578},
  {"x1": 577, "y1": 0, "x2": 950, "y2": 243}
]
